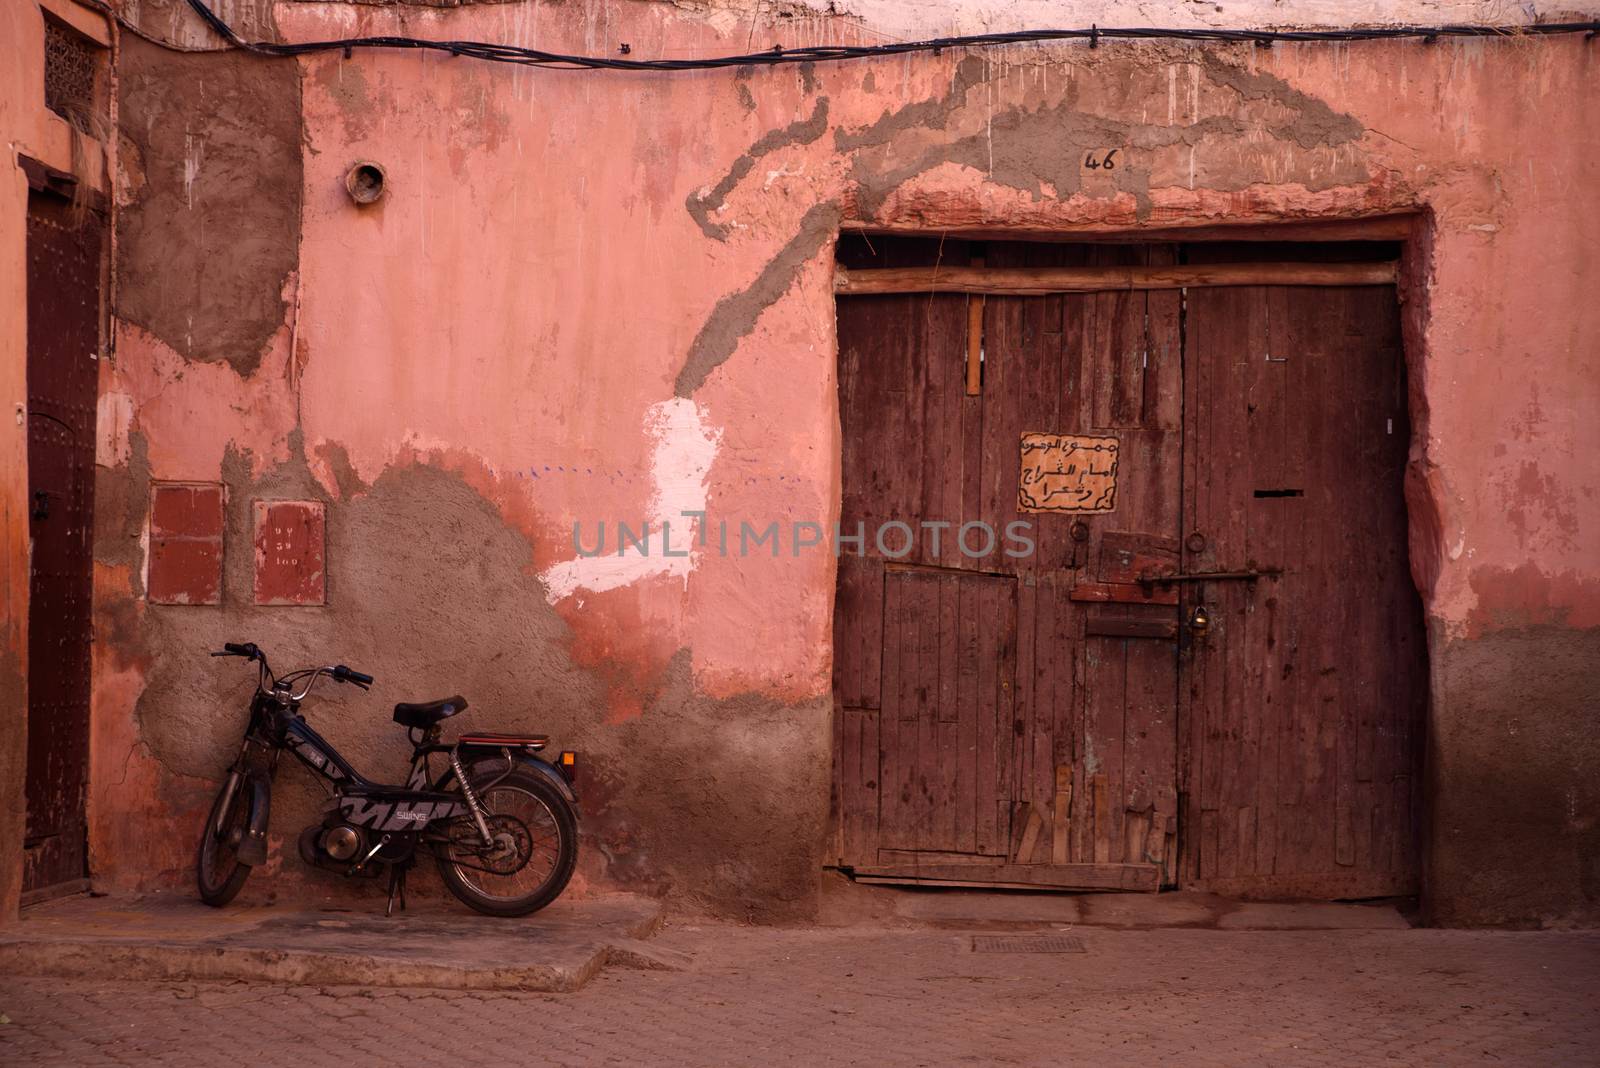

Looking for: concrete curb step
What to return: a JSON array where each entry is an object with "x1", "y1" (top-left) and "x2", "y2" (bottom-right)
[{"x1": 0, "y1": 892, "x2": 676, "y2": 993}]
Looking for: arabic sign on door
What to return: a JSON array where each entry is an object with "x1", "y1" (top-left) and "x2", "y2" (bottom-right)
[{"x1": 1018, "y1": 433, "x2": 1120, "y2": 513}]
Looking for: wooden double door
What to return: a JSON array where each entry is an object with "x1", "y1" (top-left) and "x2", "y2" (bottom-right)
[{"x1": 832, "y1": 238, "x2": 1426, "y2": 899}]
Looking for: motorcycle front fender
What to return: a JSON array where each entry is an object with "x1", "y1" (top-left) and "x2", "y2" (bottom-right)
[{"x1": 236, "y1": 771, "x2": 272, "y2": 866}]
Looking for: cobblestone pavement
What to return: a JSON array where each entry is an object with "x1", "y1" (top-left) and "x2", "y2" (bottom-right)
[{"x1": 2, "y1": 922, "x2": 1596, "y2": 1066}]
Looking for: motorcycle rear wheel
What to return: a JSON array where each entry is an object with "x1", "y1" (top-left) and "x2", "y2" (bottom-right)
[
  {"x1": 436, "y1": 765, "x2": 577, "y2": 918},
  {"x1": 196, "y1": 773, "x2": 252, "y2": 907}
]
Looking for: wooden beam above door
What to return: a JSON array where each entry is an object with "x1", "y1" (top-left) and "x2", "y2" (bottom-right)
[
  {"x1": 838, "y1": 213, "x2": 1416, "y2": 244},
  {"x1": 834, "y1": 259, "x2": 1398, "y2": 296}
]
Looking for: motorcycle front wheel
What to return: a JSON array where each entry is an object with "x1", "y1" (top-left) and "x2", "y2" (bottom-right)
[
  {"x1": 436, "y1": 764, "x2": 578, "y2": 918},
  {"x1": 196, "y1": 771, "x2": 253, "y2": 906}
]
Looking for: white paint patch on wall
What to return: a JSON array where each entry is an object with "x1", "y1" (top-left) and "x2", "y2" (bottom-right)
[
  {"x1": 539, "y1": 397, "x2": 722, "y2": 602},
  {"x1": 96, "y1": 389, "x2": 134, "y2": 467}
]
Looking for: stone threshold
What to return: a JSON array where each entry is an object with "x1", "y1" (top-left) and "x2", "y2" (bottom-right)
[{"x1": 0, "y1": 891, "x2": 678, "y2": 992}]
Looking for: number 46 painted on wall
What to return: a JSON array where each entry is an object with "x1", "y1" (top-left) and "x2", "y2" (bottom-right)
[{"x1": 1081, "y1": 149, "x2": 1120, "y2": 170}]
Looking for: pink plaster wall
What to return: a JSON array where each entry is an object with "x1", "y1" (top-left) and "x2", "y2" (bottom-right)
[
  {"x1": 85, "y1": 0, "x2": 1599, "y2": 921},
  {"x1": 277, "y1": 3, "x2": 1598, "y2": 682}
]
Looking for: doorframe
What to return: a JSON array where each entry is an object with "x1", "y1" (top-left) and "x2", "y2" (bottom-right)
[{"x1": 823, "y1": 213, "x2": 1435, "y2": 900}]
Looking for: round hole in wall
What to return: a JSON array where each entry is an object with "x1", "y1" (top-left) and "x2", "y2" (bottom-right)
[{"x1": 345, "y1": 161, "x2": 386, "y2": 205}]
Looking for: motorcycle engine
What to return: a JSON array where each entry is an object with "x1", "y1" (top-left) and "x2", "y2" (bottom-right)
[
  {"x1": 298, "y1": 820, "x2": 367, "y2": 869},
  {"x1": 322, "y1": 825, "x2": 362, "y2": 861}
]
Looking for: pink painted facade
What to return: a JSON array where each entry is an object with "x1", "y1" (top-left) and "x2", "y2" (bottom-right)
[{"x1": 3, "y1": 0, "x2": 1597, "y2": 924}]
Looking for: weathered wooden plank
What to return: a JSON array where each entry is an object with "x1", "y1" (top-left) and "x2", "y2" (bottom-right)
[
  {"x1": 835, "y1": 260, "x2": 1398, "y2": 296},
  {"x1": 832, "y1": 554, "x2": 865, "y2": 708},
  {"x1": 853, "y1": 862, "x2": 1160, "y2": 893},
  {"x1": 1069, "y1": 581, "x2": 1179, "y2": 606},
  {"x1": 912, "y1": 573, "x2": 941, "y2": 852},
  {"x1": 920, "y1": 294, "x2": 964, "y2": 568},
  {"x1": 838, "y1": 215, "x2": 1417, "y2": 245},
  {"x1": 992, "y1": 577, "x2": 1021, "y2": 855},
  {"x1": 1175, "y1": 266, "x2": 1207, "y2": 888},
  {"x1": 936, "y1": 577, "x2": 968, "y2": 853},
  {"x1": 1091, "y1": 772, "x2": 1112, "y2": 864},
  {"x1": 1085, "y1": 616, "x2": 1178, "y2": 640},
  {"x1": 1014, "y1": 803, "x2": 1044, "y2": 864},
  {"x1": 877, "y1": 572, "x2": 909, "y2": 850},
  {"x1": 831, "y1": 699, "x2": 848, "y2": 865},
  {"x1": 965, "y1": 249, "x2": 986, "y2": 396},
  {"x1": 1123, "y1": 633, "x2": 1179, "y2": 843},
  {"x1": 1144, "y1": 246, "x2": 1184, "y2": 434},
  {"x1": 860, "y1": 562, "x2": 884, "y2": 711},
  {"x1": 1052, "y1": 765, "x2": 1072, "y2": 865},
  {"x1": 967, "y1": 577, "x2": 998, "y2": 855},
  {"x1": 838, "y1": 706, "x2": 880, "y2": 864}
]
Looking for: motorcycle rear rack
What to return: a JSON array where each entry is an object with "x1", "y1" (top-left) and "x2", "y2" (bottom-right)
[{"x1": 454, "y1": 732, "x2": 549, "y2": 750}]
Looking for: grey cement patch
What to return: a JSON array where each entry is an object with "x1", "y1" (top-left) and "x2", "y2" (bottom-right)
[
  {"x1": 1428, "y1": 626, "x2": 1600, "y2": 927},
  {"x1": 834, "y1": 54, "x2": 985, "y2": 153},
  {"x1": 116, "y1": 36, "x2": 302, "y2": 374},
  {"x1": 674, "y1": 200, "x2": 841, "y2": 397},
  {"x1": 1196, "y1": 52, "x2": 1365, "y2": 150},
  {"x1": 687, "y1": 97, "x2": 831, "y2": 241},
  {"x1": 93, "y1": 431, "x2": 152, "y2": 597},
  {"x1": 834, "y1": 48, "x2": 1368, "y2": 221},
  {"x1": 596, "y1": 649, "x2": 832, "y2": 921}
]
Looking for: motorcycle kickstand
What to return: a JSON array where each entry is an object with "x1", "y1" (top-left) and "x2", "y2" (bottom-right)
[{"x1": 385, "y1": 863, "x2": 409, "y2": 918}]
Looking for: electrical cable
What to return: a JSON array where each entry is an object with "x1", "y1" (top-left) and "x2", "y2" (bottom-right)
[{"x1": 176, "y1": 0, "x2": 1597, "y2": 72}]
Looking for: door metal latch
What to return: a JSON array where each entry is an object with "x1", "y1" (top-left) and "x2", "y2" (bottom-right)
[{"x1": 1138, "y1": 567, "x2": 1282, "y2": 593}]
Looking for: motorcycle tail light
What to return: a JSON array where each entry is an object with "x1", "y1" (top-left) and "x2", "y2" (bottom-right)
[{"x1": 558, "y1": 750, "x2": 577, "y2": 781}]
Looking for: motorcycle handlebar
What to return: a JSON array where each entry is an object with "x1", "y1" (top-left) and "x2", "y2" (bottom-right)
[
  {"x1": 333, "y1": 665, "x2": 374, "y2": 688},
  {"x1": 214, "y1": 642, "x2": 259, "y2": 659}
]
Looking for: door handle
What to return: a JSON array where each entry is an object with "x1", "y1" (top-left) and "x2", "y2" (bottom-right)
[{"x1": 31, "y1": 490, "x2": 49, "y2": 520}]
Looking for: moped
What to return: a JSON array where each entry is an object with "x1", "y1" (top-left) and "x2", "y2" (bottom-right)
[{"x1": 197, "y1": 642, "x2": 578, "y2": 917}]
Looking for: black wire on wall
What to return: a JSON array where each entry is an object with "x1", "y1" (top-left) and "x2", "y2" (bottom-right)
[{"x1": 181, "y1": 0, "x2": 1597, "y2": 72}]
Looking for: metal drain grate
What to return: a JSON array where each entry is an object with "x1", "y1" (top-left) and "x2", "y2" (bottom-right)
[{"x1": 970, "y1": 934, "x2": 1086, "y2": 953}]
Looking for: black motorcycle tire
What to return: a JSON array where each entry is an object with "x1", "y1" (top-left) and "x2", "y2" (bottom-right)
[
  {"x1": 436, "y1": 765, "x2": 578, "y2": 918},
  {"x1": 196, "y1": 773, "x2": 253, "y2": 907}
]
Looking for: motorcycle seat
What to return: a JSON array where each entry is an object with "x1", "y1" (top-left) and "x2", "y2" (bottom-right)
[{"x1": 393, "y1": 695, "x2": 468, "y2": 729}]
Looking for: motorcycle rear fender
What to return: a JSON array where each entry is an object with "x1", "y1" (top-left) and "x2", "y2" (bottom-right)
[
  {"x1": 445, "y1": 749, "x2": 578, "y2": 808},
  {"x1": 238, "y1": 771, "x2": 272, "y2": 866}
]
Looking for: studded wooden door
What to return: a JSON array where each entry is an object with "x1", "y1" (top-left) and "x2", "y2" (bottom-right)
[
  {"x1": 833, "y1": 238, "x2": 1182, "y2": 891},
  {"x1": 24, "y1": 191, "x2": 101, "y2": 896}
]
